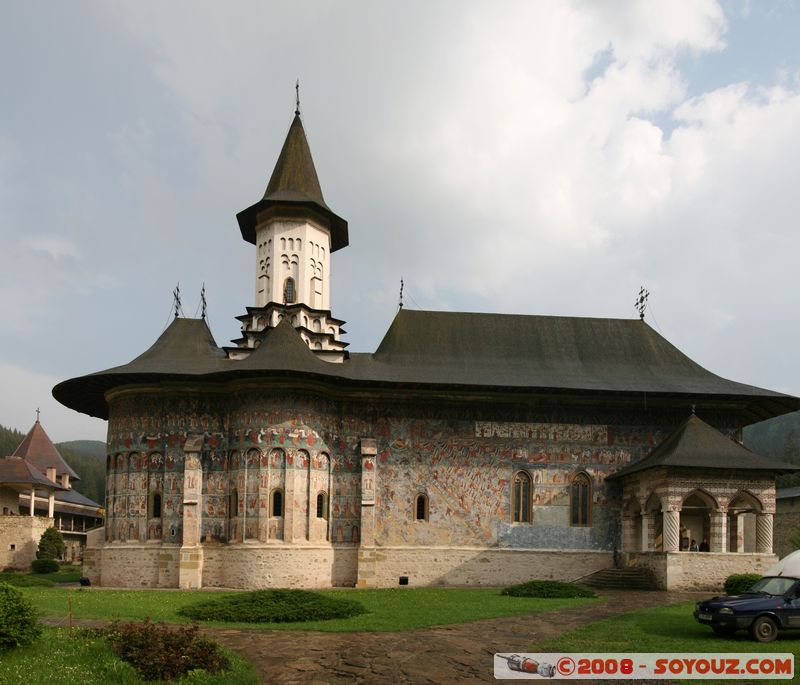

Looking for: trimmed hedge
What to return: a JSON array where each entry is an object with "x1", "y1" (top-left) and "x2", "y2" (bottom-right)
[
  {"x1": 31, "y1": 559, "x2": 59, "y2": 574},
  {"x1": 0, "y1": 582, "x2": 41, "y2": 649},
  {"x1": 178, "y1": 589, "x2": 368, "y2": 623},
  {"x1": 724, "y1": 573, "x2": 762, "y2": 596},
  {"x1": 501, "y1": 580, "x2": 596, "y2": 598}
]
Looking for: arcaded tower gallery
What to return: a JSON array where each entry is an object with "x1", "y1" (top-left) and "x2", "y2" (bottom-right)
[{"x1": 55, "y1": 106, "x2": 800, "y2": 591}]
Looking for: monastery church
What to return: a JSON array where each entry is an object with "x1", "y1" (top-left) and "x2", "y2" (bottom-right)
[{"x1": 54, "y1": 104, "x2": 799, "y2": 591}]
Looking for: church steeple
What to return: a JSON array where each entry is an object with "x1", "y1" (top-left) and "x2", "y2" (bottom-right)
[
  {"x1": 231, "y1": 102, "x2": 349, "y2": 363},
  {"x1": 236, "y1": 112, "x2": 348, "y2": 252}
]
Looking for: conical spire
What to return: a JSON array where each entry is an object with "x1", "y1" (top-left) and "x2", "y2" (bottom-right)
[
  {"x1": 13, "y1": 420, "x2": 79, "y2": 481},
  {"x1": 263, "y1": 114, "x2": 328, "y2": 208},
  {"x1": 237, "y1": 110, "x2": 348, "y2": 252}
]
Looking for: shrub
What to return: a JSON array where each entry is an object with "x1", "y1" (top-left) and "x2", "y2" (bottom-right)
[
  {"x1": 0, "y1": 582, "x2": 41, "y2": 649},
  {"x1": 724, "y1": 573, "x2": 762, "y2": 596},
  {"x1": 37, "y1": 527, "x2": 65, "y2": 560},
  {"x1": 105, "y1": 620, "x2": 229, "y2": 682},
  {"x1": 31, "y1": 558, "x2": 60, "y2": 574},
  {"x1": 178, "y1": 589, "x2": 368, "y2": 623},
  {"x1": 500, "y1": 580, "x2": 596, "y2": 598}
]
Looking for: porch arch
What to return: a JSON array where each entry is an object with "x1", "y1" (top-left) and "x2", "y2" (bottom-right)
[
  {"x1": 680, "y1": 489, "x2": 717, "y2": 552},
  {"x1": 727, "y1": 490, "x2": 765, "y2": 553}
]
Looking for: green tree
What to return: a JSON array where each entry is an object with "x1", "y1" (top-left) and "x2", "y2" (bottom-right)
[{"x1": 36, "y1": 527, "x2": 65, "y2": 560}]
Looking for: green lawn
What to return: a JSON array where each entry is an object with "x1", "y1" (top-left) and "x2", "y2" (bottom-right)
[
  {"x1": 22, "y1": 586, "x2": 595, "y2": 632},
  {"x1": 0, "y1": 570, "x2": 82, "y2": 587},
  {"x1": 0, "y1": 627, "x2": 258, "y2": 685},
  {"x1": 538, "y1": 602, "x2": 800, "y2": 683}
]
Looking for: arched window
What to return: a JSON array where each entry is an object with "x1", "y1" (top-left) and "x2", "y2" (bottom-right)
[
  {"x1": 271, "y1": 489, "x2": 284, "y2": 517},
  {"x1": 571, "y1": 473, "x2": 592, "y2": 526},
  {"x1": 283, "y1": 277, "x2": 296, "y2": 304},
  {"x1": 150, "y1": 492, "x2": 162, "y2": 519},
  {"x1": 415, "y1": 493, "x2": 428, "y2": 521},
  {"x1": 316, "y1": 492, "x2": 327, "y2": 519},
  {"x1": 512, "y1": 471, "x2": 532, "y2": 523}
]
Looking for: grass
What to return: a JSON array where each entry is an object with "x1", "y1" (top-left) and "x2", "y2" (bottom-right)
[
  {"x1": 22, "y1": 586, "x2": 596, "y2": 632},
  {"x1": 538, "y1": 601, "x2": 800, "y2": 656},
  {"x1": 0, "y1": 627, "x2": 258, "y2": 685},
  {"x1": 0, "y1": 570, "x2": 82, "y2": 587}
]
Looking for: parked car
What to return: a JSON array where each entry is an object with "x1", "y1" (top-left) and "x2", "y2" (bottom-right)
[{"x1": 694, "y1": 576, "x2": 800, "y2": 642}]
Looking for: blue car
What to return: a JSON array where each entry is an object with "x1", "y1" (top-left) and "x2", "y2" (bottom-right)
[{"x1": 694, "y1": 576, "x2": 800, "y2": 642}]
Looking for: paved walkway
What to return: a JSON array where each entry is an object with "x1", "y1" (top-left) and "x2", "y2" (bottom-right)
[
  {"x1": 202, "y1": 590, "x2": 700, "y2": 684},
  {"x1": 44, "y1": 589, "x2": 701, "y2": 684}
]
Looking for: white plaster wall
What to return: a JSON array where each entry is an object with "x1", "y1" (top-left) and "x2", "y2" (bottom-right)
[{"x1": 255, "y1": 219, "x2": 331, "y2": 310}]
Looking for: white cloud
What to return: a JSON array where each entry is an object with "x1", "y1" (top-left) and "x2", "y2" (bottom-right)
[{"x1": 20, "y1": 235, "x2": 80, "y2": 261}]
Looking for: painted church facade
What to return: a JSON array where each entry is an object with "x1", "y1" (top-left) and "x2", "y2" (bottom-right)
[{"x1": 55, "y1": 109, "x2": 799, "y2": 591}]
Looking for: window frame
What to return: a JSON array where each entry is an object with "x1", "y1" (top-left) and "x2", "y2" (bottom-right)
[
  {"x1": 512, "y1": 470, "x2": 532, "y2": 523},
  {"x1": 570, "y1": 472, "x2": 592, "y2": 527},
  {"x1": 414, "y1": 493, "x2": 429, "y2": 521}
]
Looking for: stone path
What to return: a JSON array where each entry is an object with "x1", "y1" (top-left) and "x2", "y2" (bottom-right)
[
  {"x1": 42, "y1": 590, "x2": 701, "y2": 684},
  {"x1": 203, "y1": 590, "x2": 699, "y2": 684}
]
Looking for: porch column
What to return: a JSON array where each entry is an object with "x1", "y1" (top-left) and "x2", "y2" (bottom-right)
[
  {"x1": 756, "y1": 513, "x2": 773, "y2": 554},
  {"x1": 710, "y1": 509, "x2": 727, "y2": 553},
  {"x1": 641, "y1": 512, "x2": 655, "y2": 551},
  {"x1": 47, "y1": 490, "x2": 55, "y2": 518},
  {"x1": 621, "y1": 515, "x2": 637, "y2": 551},
  {"x1": 729, "y1": 513, "x2": 744, "y2": 553},
  {"x1": 662, "y1": 508, "x2": 680, "y2": 552},
  {"x1": 29, "y1": 489, "x2": 35, "y2": 516}
]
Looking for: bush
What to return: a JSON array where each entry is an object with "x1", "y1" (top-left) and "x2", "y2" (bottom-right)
[
  {"x1": 31, "y1": 559, "x2": 60, "y2": 574},
  {"x1": 500, "y1": 580, "x2": 597, "y2": 598},
  {"x1": 0, "y1": 582, "x2": 41, "y2": 649},
  {"x1": 724, "y1": 573, "x2": 762, "y2": 596},
  {"x1": 105, "y1": 620, "x2": 229, "y2": 682},
  {"x1": 178, "y1": 589, "x2": 368, "y2": 623},
  {"x1": 37, "y1": 527, "x2": 65, "y2": 560}
]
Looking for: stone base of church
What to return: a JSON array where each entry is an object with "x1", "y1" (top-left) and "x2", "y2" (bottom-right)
[
  {"x1": 625, "y1": 552, "x2": 778, "y2": 590},
  {"x1": 81, "y1": 542, "x2": 613, "y2": 589},
  {"x1": 0, "y1": 515, "x2": 52, "y2": 570}
]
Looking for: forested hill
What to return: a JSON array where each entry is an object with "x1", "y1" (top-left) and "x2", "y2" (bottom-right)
[
  {"x1": 744, "y1": 410, "x2": 800, "y2": 487},
  {"x1": 0, "y1": 423, "x2": 106, "y2": 505}
]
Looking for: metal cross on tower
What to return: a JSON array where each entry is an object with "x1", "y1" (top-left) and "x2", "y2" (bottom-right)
[
  {"x1": 295, "y1": 79, "x2": 301, "y2": 116},
  {"x1": 173, "y1": 283, "x2": 182, "y2": 318},
  {"x1": 399, "y1": 277, "x2": 404, "y2": 309},
  {"x1": 635, "y1": 286, "x2": 649, "y2": 320},
  {"x1": 200, "y1": 283, "x2": 207, "y2": 320}
]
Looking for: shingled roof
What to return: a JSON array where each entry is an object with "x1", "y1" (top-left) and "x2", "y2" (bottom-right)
[
  {"x1": 0, "y1": 456, "x2": 64, "y2": 491},
  {"x1": 13, "y1": 420, "x2": 79, "y2": 481},
  {"x1": 53, "y1": 309, "x2": 800, "y2": 422},
  {"x1": 237, "y1": 113, "x2": 348, "y2": 251},
  {"x1": 607, "y1": 414, "x2": 799, "y2": 479}
]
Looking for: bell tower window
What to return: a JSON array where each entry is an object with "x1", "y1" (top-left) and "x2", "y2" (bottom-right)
[{"x1": 283, "y1": 278, "x2": 296, "y2": 304}]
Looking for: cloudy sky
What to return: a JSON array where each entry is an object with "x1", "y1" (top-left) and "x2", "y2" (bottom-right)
[{"x1": 1, "y1": 1, "x2": 799, "y2": 442}]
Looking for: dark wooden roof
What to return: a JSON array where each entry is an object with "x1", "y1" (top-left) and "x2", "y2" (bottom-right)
[
  {"x1": 12, "y1": 421, "x2": 79, "y2": 481},
  {"x1": 607, "y1": 415, "x2": 799, "y2": 479},
  {"x1": 237, "y1": 114, "x2": 348, "y2": 251},
  {"x1": 53, "y1": 309, "x2": 800, "y2": 422},
  {"x1": 0, "y1": 456, "x2": 64, "y2": 490}
]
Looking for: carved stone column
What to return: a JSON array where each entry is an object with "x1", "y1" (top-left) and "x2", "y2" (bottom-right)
[
  {"x1": 641, "y1": 512, "x2": 655, "y2": 551},
  {"x1": 179, "y1": 436, "x2": 203, "y2": 589},
  {"x1": 729, "y1": 513, "x2": 744, "y2": 553},
  {"x1": 356, "y1": 438, "x2": 378, "y2": 588},
  {"x1": 662, "y1": 508, "x2": 680, "y2": 552},
  {"x1": 756, "y1": 513, "x2": 773, "y2": 554},
  {"x1": 710, "y1": 509, "x2": 727, "y2": 553}
]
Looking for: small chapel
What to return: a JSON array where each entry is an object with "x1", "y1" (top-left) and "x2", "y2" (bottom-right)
[{"x1": 54, "y1": 103, "x2": 799, "y2": 591}]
